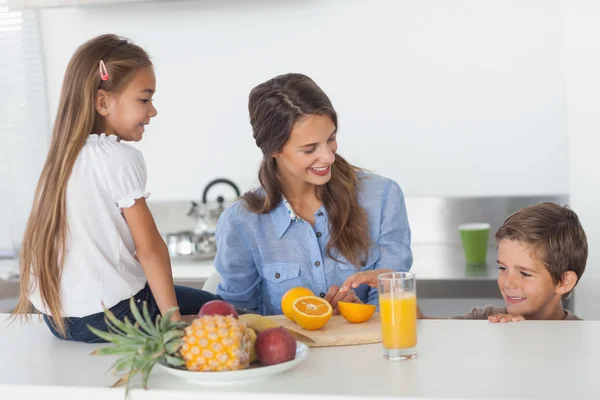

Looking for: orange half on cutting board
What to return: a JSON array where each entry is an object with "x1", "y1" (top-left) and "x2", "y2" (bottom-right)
[
  {"x1": 292, "y1": 296, "x2": 333, "y2": 330},
  {"x1": 337, "y1": 301, "x2": 376, "y2": 323}
]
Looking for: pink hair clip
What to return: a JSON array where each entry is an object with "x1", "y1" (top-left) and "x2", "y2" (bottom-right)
[{"x1": 99, "y1": 60, "x2": 109, "y2": 81}]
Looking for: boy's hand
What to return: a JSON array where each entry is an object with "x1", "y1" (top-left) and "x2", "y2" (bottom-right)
[
  {"x1": 488, "y1": 313, "x2": 525, "y2": 323},
  {"x1": 339, "y1": 268, "x2": 395, "y2": 293}
]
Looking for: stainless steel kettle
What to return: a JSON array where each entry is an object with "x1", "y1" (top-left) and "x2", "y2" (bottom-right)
[
  {"x1": 167, "y1": 178, "x2": 240, "y2": 260},
  {"x1": 197, "y1": 178, "x2": 241, "y2": 227}
]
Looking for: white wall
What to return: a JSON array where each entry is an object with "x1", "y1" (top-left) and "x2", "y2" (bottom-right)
[
  {"x1": 1, "y1": 8, "x2": 49, "y2": 252},
  {"x1": 37, "y1": 0, "x2": 569, "y2": 201},
  {"x1": 562, "y1": 0, "x2": 600, "y2": 319}
]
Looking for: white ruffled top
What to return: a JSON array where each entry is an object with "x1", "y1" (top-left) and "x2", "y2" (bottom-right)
[{"x1": 29, "y1": 133, "x2": 150, "y2": 317}]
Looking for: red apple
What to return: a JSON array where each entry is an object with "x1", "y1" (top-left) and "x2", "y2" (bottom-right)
[
  {"x1": 255, "y1": 327, "x2": 297, "y2": 366},
  {"x1": 198, "y1": 300, "x2": 238, "y2": 319}
]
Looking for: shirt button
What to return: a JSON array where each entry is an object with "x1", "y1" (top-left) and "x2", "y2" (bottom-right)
[
  {"x1": 318, "y1": 212, "x2": 324, "y2": 216},
  {"x1": 320, "y1": 292, "x2": 326, "y2": 298},
  {"x1": 314, "y1": 261, "x2": 321, "y2": 267},
  {"x1": 361, "y1": 261, "x2": 366, "y2": 267},
  {"x1": 316, "y1": 232, "x2": 322, "y2": 238},
  {"x1": 275, "y1": 273, "x2": 281, "y2": 279}
]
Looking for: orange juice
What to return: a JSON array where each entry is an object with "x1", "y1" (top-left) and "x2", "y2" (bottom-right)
[{"x1": 379, "y1": 291, "x2": 417, "y2": 349}]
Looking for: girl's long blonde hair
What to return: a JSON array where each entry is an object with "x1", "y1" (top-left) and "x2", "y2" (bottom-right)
[{"x1": 11, "y1": 34, "x2": 152, "y2": 336}]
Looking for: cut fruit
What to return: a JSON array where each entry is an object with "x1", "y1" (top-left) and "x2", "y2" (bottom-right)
[
  {"x1": 337, "y1": 301, "x2": 376, "y2": 323},
  {"x1": 281, "y1": 287, "x2": 315, "y2": 321},
  {"x1": 292, "y1": 296, "x2": 332, "y2": 330}
]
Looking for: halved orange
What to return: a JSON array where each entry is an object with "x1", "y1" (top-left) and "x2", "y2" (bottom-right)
[
  {"x1": 292, "y1": 296, "x2": 332, "y2": 330},
  {"x1": 338, "y1": 301, "x2": 376, "y2": 323},
  {"x1": 281, "y1": 287, "x2": 315, "y2": 321}
]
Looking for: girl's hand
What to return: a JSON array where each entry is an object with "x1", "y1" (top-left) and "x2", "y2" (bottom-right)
[
  {"x1": 339, "y1": 268, "x2": 395, "y2": 293},
  {"x1": 181, "y1": 314, "x2": 197, "y2": 323}
]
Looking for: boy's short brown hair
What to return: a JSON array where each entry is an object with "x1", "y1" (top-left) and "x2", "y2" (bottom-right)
[{"x1": 495, "y1": 202, "x2": 587, "y2": 293}]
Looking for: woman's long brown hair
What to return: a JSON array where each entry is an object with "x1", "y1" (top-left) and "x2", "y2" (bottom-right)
[
  {"x1": 11, "y1": 34, "x2": 152, "y2": 336},
  {"x1": 243, "y1": 73, "x2": 370, "y2": 266}
]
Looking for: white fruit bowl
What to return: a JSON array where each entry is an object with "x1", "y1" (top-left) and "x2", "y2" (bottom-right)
[{"x1": 157, "y1": 341, "x2": 308, "y2": 385}]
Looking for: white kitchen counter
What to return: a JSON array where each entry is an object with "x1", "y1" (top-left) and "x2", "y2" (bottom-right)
[{"x1": 1, "y1": 314, "x2": 597, "y2": 400}]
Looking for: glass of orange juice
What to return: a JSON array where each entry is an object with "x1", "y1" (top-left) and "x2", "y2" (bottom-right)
[{"x1": 378, "y1": 272, "x2": 417, "y2": 360}]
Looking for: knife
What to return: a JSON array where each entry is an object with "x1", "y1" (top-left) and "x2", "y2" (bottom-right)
[
  {"x1": 283, "y1": 327, "x2": 315, "y2": 344},
  {"x1": 236, "y1": 308, "x2": 315, "y2": 344}
]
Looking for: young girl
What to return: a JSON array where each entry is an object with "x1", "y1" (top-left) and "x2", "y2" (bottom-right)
[
  {"x1": 214, "y1": 73, "x2": 413, "y2": 315},
  {"x1": 11, "y1": 34, "x2": 218, "y2": 343}
]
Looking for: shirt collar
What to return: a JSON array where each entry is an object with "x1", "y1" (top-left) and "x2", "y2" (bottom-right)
[
  {"x1": 282, "y1": 196, "x2": 307, "y2": 224},
  {"x1": 270, "y1": 196, "x2": 327, "y2": 239},
  {"x1": 271, "y1": 198, "x2": 294, "y2": 239}
]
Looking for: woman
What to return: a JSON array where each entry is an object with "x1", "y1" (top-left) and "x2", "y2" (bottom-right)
[{"x1": 214, "y1": 73, "x2": 412, "y2": 315}]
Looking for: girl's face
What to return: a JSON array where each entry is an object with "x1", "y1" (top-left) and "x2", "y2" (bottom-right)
[
  {"x1": 97, "y1": 68, "x2": 157, "y2": 142},
  {"x1": 274, "y1": 114, "x2": 338, "y2": 191}
]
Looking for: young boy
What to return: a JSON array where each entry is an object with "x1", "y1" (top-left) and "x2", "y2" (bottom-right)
[{"x1": 339, "y1": 202, "x2": 587, "y2": 321}]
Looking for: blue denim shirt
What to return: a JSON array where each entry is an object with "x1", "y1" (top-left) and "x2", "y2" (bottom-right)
[{"x1": 214, "y1": 172, "x2": 413, "y2": 315}]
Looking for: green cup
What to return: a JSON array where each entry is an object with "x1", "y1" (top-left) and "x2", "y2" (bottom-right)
[{"x1": 459, "y1": 223, "x2": 491, "y2": 265}]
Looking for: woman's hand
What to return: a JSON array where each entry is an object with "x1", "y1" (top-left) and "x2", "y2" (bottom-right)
[
  {"x1": 338, "y1": 268, "x2": 395, "y2": 293},
  {"x1": 324, "y1": 286, "x2": 362, "y2": 315}
]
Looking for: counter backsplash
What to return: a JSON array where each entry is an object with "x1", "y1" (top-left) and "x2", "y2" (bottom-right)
[{"x1": 148, "y1": 195, "x2": 569, "y2": 247}]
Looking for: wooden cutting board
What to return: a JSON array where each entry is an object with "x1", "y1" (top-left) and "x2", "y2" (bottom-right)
[{"x1": 269, "y1": 313, "x2": 382, "y2": 347}]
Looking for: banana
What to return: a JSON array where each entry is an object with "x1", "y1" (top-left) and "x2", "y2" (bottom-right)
[
  {"x1": 239, "y1": 313, "x2": 315, "y2": 344},
  {"x1": 247, "y1": 328, "x2": 258, "y2": 363},
  {"x1": 239, "y1": 313, "x2": 279, "y2": 333}
]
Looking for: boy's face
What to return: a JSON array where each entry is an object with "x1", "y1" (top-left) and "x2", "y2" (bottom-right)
[{"x1": 496, "y1": 239, "x2": 563, "y2": 319}]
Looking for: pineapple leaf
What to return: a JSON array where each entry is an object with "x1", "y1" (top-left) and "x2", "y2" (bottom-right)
[
  {"x1": 163, "y1": 329, "x2": 184, "y2": 344},
  {"x1": 106, "y1": 354, "x2": 136, "y2": 375},
  {"x1": 122, "y1": 316, "x2": 151, "y2": 339},
  {"x1": 141, "y1": 363, "x2": 153, "y2": 390},
  {"x1": 165, "y1": 355, "x2": 185, "y2": 367},
  {"x1": 93, "y1": 344, "x2": 141, "y2": 356},
  {"x1": 159, "y1": 307, "x2": 181, "y2": 331},
  {"x1": 88, "y1": 325, "x2": 130, "y2": 344},
  {"x1": 154, "y1": 314, "x2": 162, "y2": 335},
  {"x1": 139, "y1": 359, "x2": 159, "y2": 390},
  {"x1": 110, "y1": 374, "x2": 130, "y2": 388},
  {"x1": 142, "y1": 301, "x2": 160, "y2": 336},
  {"x1": 136, "y1": 351, "x2": 159, "y2": 364},
  {"x1": 103, "y1": 306, "x2": 131, "y2": 334},
  {"x1": 164, "y1": 340, "x2": 182, "y2": 355},
  {"x1": 102, "y1": 315, "x2": 128, "y2": 337},
  {"x1": 89, "y1": 324, "x2": 145, "y2": 346},
  {"x1": 123, "y1": 357, "x2": 143, "y2": 398},
  {"x1": 104, "y1": 313, "x2": 148, "y2": 344},
  {"x1": 129, "y1": 298, "x2": 156, "y2": 336}
]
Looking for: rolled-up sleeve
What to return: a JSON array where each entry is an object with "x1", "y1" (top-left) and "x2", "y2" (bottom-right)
[
  {"x1": 214, "y1": 207, "x2": 262, "y2": 312},
  {"x1": 367, "y1": 180, "x2": 413, "y2": 305}
]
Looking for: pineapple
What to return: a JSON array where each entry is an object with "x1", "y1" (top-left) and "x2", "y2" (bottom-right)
[
  {"x1": 88, "y1": 298, "x2": 253, "y2": 395},
  {"x1": 180, "y1": 315, "x2": 252, "y2": 371}
]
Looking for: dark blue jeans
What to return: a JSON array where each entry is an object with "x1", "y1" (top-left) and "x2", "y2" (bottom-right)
[{"x1": 43, "y1": 284, "x2": 219, "y2": 343}]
